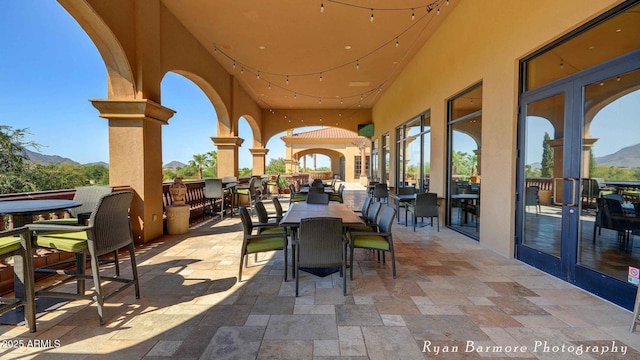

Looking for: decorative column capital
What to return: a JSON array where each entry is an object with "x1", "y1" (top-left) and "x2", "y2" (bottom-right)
[
  {"x1": 249, "y1": 148, "x2": 269, "y2": 156},
  {"x1": 90, "y1": 99, "x2": 175, "y2": 125},
  {"x1": 210, "y1": 136, "x2": 244, "y2": 148}
]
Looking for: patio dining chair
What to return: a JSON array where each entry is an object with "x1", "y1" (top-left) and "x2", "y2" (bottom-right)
[
  {"x1": 235, "y1": 177, "x2": 259, "y2": 213},
  {"x1": 254, "y1": 201, "x2": 287, "y2": 235},
  {"x1": 238, "y1": 206, "x2": 288, "y2": 282},
  {"x1": 348, "y1": 201, "x2": 381, "y2": 232},
  {"x1": 348, "y1": 206, "x2": 397, "y2": 279},
  {"x1": 406, "y1": 192, "x2": 439, "y2": 231},
  {"x1": 27, "y1": 191, "x2": 140, "y2": 325},
  {"x1": 306, "y1": 192, "x2": 329, "y2": 204},
  {"x1": 372, "y1": 183, "x2": 389, "y2": 203},
  {"x1": 295, "y1": 217, "x2": 347, "y2": 296},
  {"x1": 329, "y1": 183, "x2": 345, "y2": 203},
  {"x1": 203, "y1": 178, "x2": 226, "y2": 220},
  {"x1": 0, "y1": 227, "x2": 36, "y2": 332},
  {"x1": 289, "y1": 184, "x2": 307, "y2": 203}
]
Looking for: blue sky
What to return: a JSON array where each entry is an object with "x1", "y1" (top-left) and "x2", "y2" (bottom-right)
[{"x1": 0, "y1": 1, "x2": 332, "y2": 169}]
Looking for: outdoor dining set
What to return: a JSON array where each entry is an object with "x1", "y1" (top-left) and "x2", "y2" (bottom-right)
[{"x1": 0, "y1": 186, "x2": 140, "y2": 333}]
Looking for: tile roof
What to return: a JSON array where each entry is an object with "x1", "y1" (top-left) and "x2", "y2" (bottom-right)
[{"x1": 284, "y1": 127, "x2": 360, "y2": 139}]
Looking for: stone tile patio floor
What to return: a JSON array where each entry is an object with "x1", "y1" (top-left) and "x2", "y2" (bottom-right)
[{"x1": 2, "y1": 186, "x2": 640, "y2": 359}]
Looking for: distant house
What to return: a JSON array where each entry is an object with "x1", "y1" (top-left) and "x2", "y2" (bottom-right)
[{"x1": 281, "y1": 127, "x2": 370, "y2": 183}]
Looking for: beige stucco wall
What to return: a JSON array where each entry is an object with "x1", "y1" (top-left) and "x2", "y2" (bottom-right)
[{"x1": 373, "y1": 0, "x2": 621, "y2": 256}]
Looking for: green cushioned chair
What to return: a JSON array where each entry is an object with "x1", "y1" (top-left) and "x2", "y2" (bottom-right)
[
  {"x1": 27, "y1": 191, "x2": 140, "y2": 325},
  {"x1": 0, "y1": 227, "x2": 36, "y2": 332},
  {"x1": 35, "y1": 186, "x2": 113, "y2": 226},
  {"x1": 348, "y1": 206, "x2": 397, "y2": 280},
  {"x1": 289, "y1": 184, "x2": 307, "y2": 203},
  {"x1": 348, "y1": 201, "x2": 381, "y2": 232},
  {"x1": 238, "y1": 206, "x2": 288, "y2": 282},
  {"x1": 328, "y1": 183, "x2": 345, "y2": 203},
  {"x1": 235, "y1": 177, "x2": 259, "y2": 213}
]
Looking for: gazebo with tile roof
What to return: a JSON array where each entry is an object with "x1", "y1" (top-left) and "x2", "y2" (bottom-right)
[{"x1": 281, "y1": 127, "x2": 370, "y2": 184}]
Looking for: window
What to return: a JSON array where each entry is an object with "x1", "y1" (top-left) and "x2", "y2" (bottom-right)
[
  {"x1": 382, "y1": 133, "x2": 390, "y2": 184},
  {"x1": 370, "y1": 139, "x2": 379, "y2": 180},
  {"x1": 447, "y1": 83, "x2": 482, "y2": 240},
  {"x1": 354, "y1": 155, "x2": 370, "y2": 179},
  {"x1": 395, "y1": 112, "x2": 431, "y2": 191}
]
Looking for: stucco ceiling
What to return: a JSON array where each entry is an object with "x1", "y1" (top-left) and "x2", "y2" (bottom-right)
[{"x1": 160, "y1": 0, "x2": 455, "y2": 111}]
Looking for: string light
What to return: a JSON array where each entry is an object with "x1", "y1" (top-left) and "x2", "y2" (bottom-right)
[
  {"x1": 411, "y1": 9, "x2": 415, "y2": 20},
  {"x1": 320, "y1": 0, "x2": 324, "y2": 13},
  {"x1": 396, "y1": 38, "x2": 399, "y2": 47},
  {"x1": 370, "y1": 9, "x2": 374, "y2": 22},
  {"x1": 240, "y1": 67, "x2": 244, "y2": 74},
  {"x1": 232, "y1": 61, "x2": 236, "y2": 69},
  {"x1": 268, "y1": 82, "x2": 272, "y2": 90},
  {"x1": 356, "y1": 59, "x2": 360, "y2": 70},
  {"x1": 286, "y1": 75, "x2": 289, "y2": 85},
  {"x1": 257, "y1": 71, "x2": 260, "y2": 79},
  {"x1": 319, "y1": 72, "x2": 323, "y2": 82}
]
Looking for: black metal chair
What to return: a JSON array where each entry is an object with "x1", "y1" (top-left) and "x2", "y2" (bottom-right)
[
  {"x1": 372, "y1": 183, "x2": 389, "y2": 203},
  {"x1": 525, "y1": 186, "x2": 541, "y2": 216}
]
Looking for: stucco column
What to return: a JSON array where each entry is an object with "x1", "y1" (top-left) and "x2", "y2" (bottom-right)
[
  {"x1": 548, "y1": 138, "x2": 564, "y2": 204},
  {"x1": 249, "y1": 148, "x2": 269, "y2": 175},
  {"x1": 582, "y1": 138, "x2": 598, "y2": 178},
  {"x1": 285, "y1": 159, "x2": 297, "y2": 173},
  {"x1": 211, "y1": 136, "x2": 244, "y2": 178},
  {"x1": 91, "y1": 99, "x2": 175, "y2": 244}
]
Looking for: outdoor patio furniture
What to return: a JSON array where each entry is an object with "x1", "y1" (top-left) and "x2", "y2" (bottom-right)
[
  {"x1": 35, "y1": 186, "x2": 113, "y2": 226},
  {"x1": 0, "y1": 227, "x2": 36, "y2": 332},
  {"x1": 348, "y1": 201, "x2": 381, "y2": 232},
  {"x1": 254, "y1": 201, "x2": 287, "y2": 236},
  {"x1": 329, "y1": 183, "x2": 345, "y2": 203},
  {"x1": 348, "y1": 206, "x2": 397, "y2": 279},
  {"x1": 235, "y1": 177, "x2": 259, "y2": 213},
  {"x1": 372, "y1": 183, "x2": 389, "y2": 203},
  {"x1": 27, "y1": 191, "x2": 140, "y2": 325},
  {"x1": 525, "y1": 186, "x2": 541, "y2": 216},
  {"x1": 406, "y1": 192, "x2": 439, "y2": 231},
  {"x1": 203, "y1": 178, "x2": 226, "y2": 220},
  {"x1": 295, "y1": 217, "x2": 347, "y2": 296},
  {"x1": 289, "y1": 184, "x2": 306, "y2": 203},
  {"x1": 237, "y1": 206, "x2": 288, "y2": 282},
  {"x1": 306, "y1": 192, "x2": 329, "y2": 204},
  {"x1": 395, "y1": 186, "x2": 416, "y2": 218}
]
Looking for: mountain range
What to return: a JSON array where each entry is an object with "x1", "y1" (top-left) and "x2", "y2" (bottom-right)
[
  {"x1": 25, "y1": 143, "x2": 640, "y2": 170},
  {"x1": 594, "y1": 143, "x2": 640, "y2": 167}
]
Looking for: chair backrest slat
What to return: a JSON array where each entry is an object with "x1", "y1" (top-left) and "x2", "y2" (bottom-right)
[{"x1": 71, "y1": 186, "x2": 113, "y2": 218}]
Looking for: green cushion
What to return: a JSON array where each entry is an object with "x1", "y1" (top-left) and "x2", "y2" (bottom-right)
[
  {"x1": 35, "y1": 231, "x2": 89, "y2": 253},
  {"x1": 328, "y1": 195, "x2": 343, "y2": 203},
  {"x1": 34, "y1": 218, "x2": 81, "y2": 225},
  {"x1": 347, "y1": 225, "x2": 375, "y2": 232},
  {"x1": 0, "y1": 236, "x2": 22, "y2": 255},
  {"x1": 352, "y1": 234, "x2": 390, "y2": 251},
  {"x1": 291, "y1": 195, "x2": 307, "y2": 202},
  {"x1": 406, "y1": 204, "x2": 415, "y2": 212},
  {"x1": 236, "y1": 188, "x2": 251, "y2": 195},
  {"x1": 259, "y1": 227, "x2": 287, "y2": 235},
  {"x1": 246, "y1": 236, "x2": 285, "y2": 253}
]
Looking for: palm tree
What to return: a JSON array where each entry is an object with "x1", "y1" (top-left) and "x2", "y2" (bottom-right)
[
  {"x1": 189, "y1": 153, "x2": 208, "y2": 179},
  {"x1": 206, "y1": 151, "x2": 218, "y2": 177}
]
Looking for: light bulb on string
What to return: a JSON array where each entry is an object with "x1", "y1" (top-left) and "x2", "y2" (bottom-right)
[
  {"x1": 257, "y1": 71, "x2": 260, "y2": 79},
  {"x1": 396, "y1": 38, "x2": 399, "y2": 47},
  {"x1": 319, "y1": 72, "x2": 323, "y2": 82},
  {"x1": 240, "y1": 67, "x2": 244, "y2": 74},
  {"x1": 318, "y1": 98, "x2": 322, "y2": 104},
  {"x1": 340, "y1": 98, "x2": 344, "y2": 104},
  {"x1": 294, "y1": 92, "x2": 297, "y2": 99},
  {"x1": 437, "y1": 7, "x2": 440, "y2": 15},
  {"x1": 286, "y1": 75, "x2": 289, "y2": 85},
  {"x1": 268, "y1": 82, "x2": 271, "y2": 90},
  {"x1": 320, "y1": 0, "x2": 324, "y2": 13},
  {"x1": 232, "y1": 61, "x2": 236, "y2": 69},
  {"x1": 411, "y1": 9, "x2": 415, "y2": 21},
  {"x1": 370, "y1": 9, "x2": 374, "y2": 22},
  {"x1": 356, "y1": 60, "x2": 360, "y2": 70}
]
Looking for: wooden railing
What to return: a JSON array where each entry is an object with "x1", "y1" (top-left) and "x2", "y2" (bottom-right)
[{"x1": 525, "y1": 177, "x2": 553, "y2": 191}]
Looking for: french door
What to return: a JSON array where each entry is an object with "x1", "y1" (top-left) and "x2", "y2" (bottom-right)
[{"x1": 517, "y1": 51, "x2": 640, "y2": 309}]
